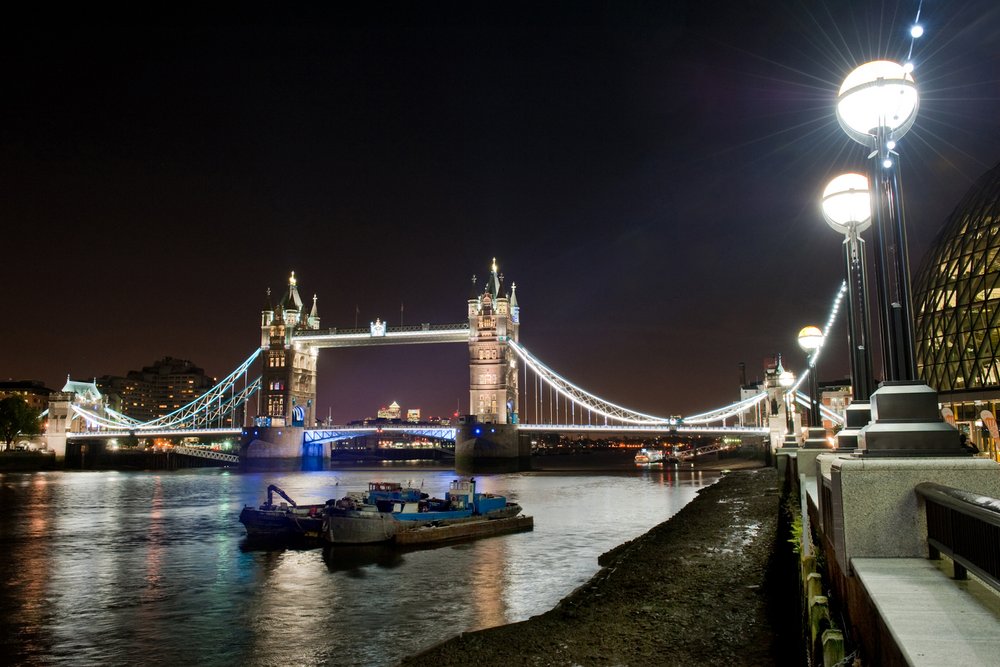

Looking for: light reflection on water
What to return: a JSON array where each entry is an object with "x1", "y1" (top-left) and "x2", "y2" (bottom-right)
[{"x1": 0, "y1": 466, "x2": 714, "y2": 666}]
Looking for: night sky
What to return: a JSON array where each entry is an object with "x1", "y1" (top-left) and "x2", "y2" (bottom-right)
[{"x1": 3, "y1": 1, "x2": 999, "y2": 422}]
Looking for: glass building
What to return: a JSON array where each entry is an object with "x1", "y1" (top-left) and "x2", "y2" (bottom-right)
[{"x1": 912, "y1": 160, "x2": 1000, "y2": 458}]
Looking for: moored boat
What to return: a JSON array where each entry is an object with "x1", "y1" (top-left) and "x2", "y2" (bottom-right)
[
  {"x1": 634, "y1": 448, "x2": 666, "y2": 466},
  {"x1": 239, "y1": 481, "x2": 426, "y2": 542},
  {"x1": 322, "y1": 478, "x2": 524, "y2": 545},
  {"x1": 238, "y1": 484, "x2": 327, "y2": 540}
]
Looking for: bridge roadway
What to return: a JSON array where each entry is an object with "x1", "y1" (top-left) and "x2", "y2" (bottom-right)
[
  {"x1": 303, "y1": 423, "x2": 767, "y2": 445},
  {"x1": 68, "y1": 423, "x2": 766, "y2": 444}
]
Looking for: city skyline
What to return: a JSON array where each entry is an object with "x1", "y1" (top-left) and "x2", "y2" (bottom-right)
[{"x1": 3, "y1": 1, "x2": 1000, "y2": 422}]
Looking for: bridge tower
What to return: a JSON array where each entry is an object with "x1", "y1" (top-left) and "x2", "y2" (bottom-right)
[
  {"x1": 259, "y1": 272, "x2": 320, "y2": 427},
  {"x1": 467, "y1": 259, "x2": 520, "y2": 423}
]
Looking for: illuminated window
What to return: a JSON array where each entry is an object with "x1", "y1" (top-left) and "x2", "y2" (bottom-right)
[{"x1": 914, "y1": 162, "x2": 1000, "y2": 393}]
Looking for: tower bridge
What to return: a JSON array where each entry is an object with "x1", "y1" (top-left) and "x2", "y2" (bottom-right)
[{"x1": 47, "y1": 258, "x2": 844, "y2": 469}]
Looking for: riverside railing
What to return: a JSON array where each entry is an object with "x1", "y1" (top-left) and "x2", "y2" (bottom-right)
[{"x1": 916, "y1": 481, "x2": 1000, "y2": 590}]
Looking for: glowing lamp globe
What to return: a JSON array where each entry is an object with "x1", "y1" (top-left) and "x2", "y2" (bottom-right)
[
  {"x1": 798, "y1": 326, "x2": 824, "y2": 352},
  {"x1": 778, "y1": 370, "x2": 795, "y2": 388},
  {"x1": 837, "y1": 60, "x2": 918, "y2": 147},
  {"x1": 822, "y1": 173, "x2": 871, "y2": 234}
]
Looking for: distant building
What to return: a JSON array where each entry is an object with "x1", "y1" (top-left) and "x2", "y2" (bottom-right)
[
  {"x1": 913, "y1": 159, "x2": 1000, "y2": 459},
  {"x1": 377, "y1": 401, "x2": 401, "y2": 420},
  {"x1": 406, "y1": 408, "x2": 420, "y2": 423},
  {"x1": 0, "y1": 380, "x2": 54, "y2": 413},
  {"x1": 61, "y1": 377, "x2": 105, "y2": 432},
  {"x1": 819, "y1": 380, "x2": 852, "y2": 430},
  {"x1": 97, "y1": 357, "x2": 216, "y2": 422}
]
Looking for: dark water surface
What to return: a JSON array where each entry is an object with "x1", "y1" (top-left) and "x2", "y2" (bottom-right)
[{"x1": 0, "y1": 465, "x2": 716, "y2": 666}]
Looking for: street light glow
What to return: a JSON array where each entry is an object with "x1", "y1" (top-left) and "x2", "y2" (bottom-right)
[
  {"x1": 798, "y1": 326, "x2": 824, "y2": 352},
  {"x1": 837, "y1": 60, "x2": 919, "y2": 147},
  {"x1": 910, "y1": 25, "x2": 924, "y2": 39},
  {"x1": 822, "y1": 173, "x2": 871, "y2": 234}
]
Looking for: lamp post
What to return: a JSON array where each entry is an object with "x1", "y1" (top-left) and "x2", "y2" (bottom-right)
[
  {"x1": 822, "y1": 173, "x2": 875, "y2": 401},
  {"x1": 836, "y1": 60, "x2": 919, "y2": 382},
  {"x1": 834, "y1": 60, "x2": 963, "y2": 457},
  {"x1": 797, "y1": 326, "x2": 824, "y2": 427},
  {"x1": 778, "y1": 367, "x2": 798, "y2": 447}
]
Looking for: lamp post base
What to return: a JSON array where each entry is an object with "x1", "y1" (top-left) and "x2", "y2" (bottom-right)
[
  {"x1": 835, "y1": 400, "x2": 871, "y2": 450},
  {"x1": 802, "y1": 426, "x2": 829, "y2": 449},
  {"x1": 858, "y1": 382, "x2": 967, "y2": 457}
]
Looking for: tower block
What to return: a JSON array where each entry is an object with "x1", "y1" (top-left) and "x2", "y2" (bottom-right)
[
  {"x1": 259, "y1": 272, "x2": 320, "y2": 427},
  {"x1": 468, "y1": 259, "x2": 520, "y2": 423}
]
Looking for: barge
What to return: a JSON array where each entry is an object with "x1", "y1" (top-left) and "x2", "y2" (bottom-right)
[{"x1": 323, "y1": 478, "x2": 528, "y2": 545}]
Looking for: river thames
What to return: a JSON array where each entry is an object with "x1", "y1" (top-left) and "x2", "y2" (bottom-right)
[{"x1": 0, "y1": 464, "x2": 717, "y2": 666}]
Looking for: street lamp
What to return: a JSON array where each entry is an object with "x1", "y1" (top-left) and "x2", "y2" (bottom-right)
[
  {"x1": 822, "y1": 173, "x2": 875, "y2": 401},
  {"x1": 836, "y1": 60, "x2": 919, "y2": 382},
  {"x1": 778, "y1": 367, "x2": 798, "y2": 447},
  {"x1": 798, "y1": 325, "x2": 824, "y2": 428},
  {"x1": 834, "y1": 60, "x2": 963, "y2": 457}
]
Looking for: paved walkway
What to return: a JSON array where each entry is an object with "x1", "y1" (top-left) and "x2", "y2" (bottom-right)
[{"x1": 853, "y1": 558, "x2": 1000, "y2": 666}]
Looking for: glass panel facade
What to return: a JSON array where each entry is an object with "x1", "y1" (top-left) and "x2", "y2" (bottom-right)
[{"x1": 914, "y1": 161, "x2": 1000, "y2": 393}]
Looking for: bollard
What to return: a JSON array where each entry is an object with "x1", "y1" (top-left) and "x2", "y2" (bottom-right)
[
  {"x1": 805, "y1": 572, "x2": 823, "y2": 605},
  {"x1": 821, "y1": 629, "x2": 845, "y2": 666},
  {"x1": 800, "y1": 553, "x2": 816, "y2": 583},
  {"x1": 809, "y1": 595, "x2": 831, "y2": 647}
]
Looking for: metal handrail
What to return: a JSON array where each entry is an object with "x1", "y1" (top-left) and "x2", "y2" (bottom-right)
[{"x1": 916, "y1": 481, "x2": 1000, "y2": 591}]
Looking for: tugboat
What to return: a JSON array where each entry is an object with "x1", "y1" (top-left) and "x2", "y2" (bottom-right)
[{"x1": 238, "y1": 484, "x2": 328, "y2": 540}]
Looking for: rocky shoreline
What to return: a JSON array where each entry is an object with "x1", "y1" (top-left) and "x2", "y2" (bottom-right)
[{"x1": 401, "y1": 465, "x2": 800, "y2": 666}]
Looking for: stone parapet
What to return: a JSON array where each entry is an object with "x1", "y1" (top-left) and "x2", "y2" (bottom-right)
[{"x1": 829, "y1": 457, "x2": 1000, "y2": 570}]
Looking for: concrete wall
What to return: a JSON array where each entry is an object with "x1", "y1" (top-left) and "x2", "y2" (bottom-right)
[
  {"x1": 455, "y1": 423, "x2": 531, "y2": 473},
  {"x1": 241, "y1": 426, "x2": 305, "y2": 460}
]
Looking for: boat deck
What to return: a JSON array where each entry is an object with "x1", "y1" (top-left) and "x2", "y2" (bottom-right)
[{"x1": 395, "y1": 515, "x2": 534, "y2": 545}]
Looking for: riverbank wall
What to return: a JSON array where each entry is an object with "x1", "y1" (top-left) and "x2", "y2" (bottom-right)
[
  {"x1": 401, "y1": 466, "x2": 801, "y2": 666},
  {"x1": 64, "y1": 446, "x2": 233, "y2": 470}
]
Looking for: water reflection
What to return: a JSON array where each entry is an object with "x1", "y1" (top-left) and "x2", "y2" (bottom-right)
[
  {"x1": 322, "y1": 545, "x2": 406, "y2": 573},
  {"x1": 0, "y1": 466, "x2": 716, "y2": 666}
]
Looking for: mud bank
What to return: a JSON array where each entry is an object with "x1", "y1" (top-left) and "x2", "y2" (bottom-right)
[{"x1": 401, "y1": 467, "x2": 799, "y2": 666}]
